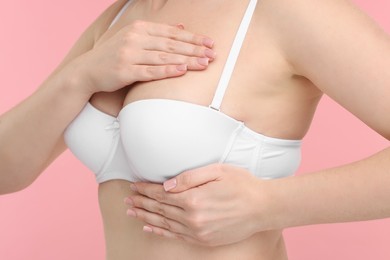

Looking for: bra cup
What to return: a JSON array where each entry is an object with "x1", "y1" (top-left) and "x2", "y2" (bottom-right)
[
  {"x1": 64, "y1": 103, "x2": 118, "y2": 174},
  {"x1": 221, "y1": 129, "x2": 260, "y2": 174},
  {"x1": 97, "y1": 140, "x2": 140, "y2": 183},
  {"x1": 220, "y1": 125, "x2": 302, "y2": 179},
  {"x1": 118, "y1": 100, "x2": 241, "y2": 183},
  {"x1": 255, "y1": 141, "x2": 302, "y2": 179}
]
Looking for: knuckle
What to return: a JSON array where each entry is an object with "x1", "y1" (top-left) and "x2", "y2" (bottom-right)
[
  {"x1": 153, "y1": 227, "x2": 163, "y2": 236},
  {"x1": 179, "y1": 172, "x2": 193, "y2": 187},
  {"x1": 176, "y1": 234, "x2": 186, "y2": 242},
  {"x1": 144, "y1": 66, "x2": 157, "y2": 78},
  {"x1": 188, "y1": 57, "x2": 201, "y2": 69},
  {"x1": 123, "y1": 65, "x2": 137, "y2": 82},
  {"x1": 123, "y1": 26, "x2": 136, "y2": 37},
  {"x1": 117, "y1": 69, "x2": 132, "y2": 84},
  {"x1": 166, "y1": 39, "x2": 178, "y2": 52},
  {"x1": 154, "y1": 191, "x2": 167, "y2": 203},
  {"x1": 193, "y1": 46, "x2": 204, "y2": 56},
  {"x1": 144, "y1": 215, "x2": 155, "y2": 224},
  {"x1": 188, "y1": 213, "x2": 204, "y2": 230},
  {"x1": 160, "y1": 217, "x2": 171, "y2": 230},
  {"x1": 168, "y1": 26, "x2": 181, "y2": 40},
  {"x1": 184, "y1": 194, "x2": 199, "y2": 210},
  {"x1": 195, "y1": 230, "x2": 211, "y2": 244},
  {"x1": 121, "y1": 31, "x2": 138, "y2": 46},
  {"x1": 131, "y1": 196, "x2": 142, "y2": 207},
  {"x1": 158, "y1": 53, "x2": 169, "y2": 63},
  {"x1": 163, "y1": 65, "x2": 176, "y2": 77},
  {"x1": 132, "y1": 209, "x2": 143, "y2": 219},
  {"x1": 197, "y1": 232, "x2": 218, "y2": 247},
  {"x1": 131, "y1": 19, "x2": 147, "y2": 30},
  {"x1": 156, "y1": 204, "x2": 165, "y2": 216},
  {"x1": 141, "y1": 64, "x2": 179, "y2": 81},
  {"x1": 193, "y1": 35, "x2": 203, "y2": 46}
]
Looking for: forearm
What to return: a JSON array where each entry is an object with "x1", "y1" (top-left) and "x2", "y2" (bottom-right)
[
  {"x1": 0, "y1": 68, "x2": 91, "y2": 193},
  {"x1": 265, "y1": 147, "x2": 390, "y2": 230}
]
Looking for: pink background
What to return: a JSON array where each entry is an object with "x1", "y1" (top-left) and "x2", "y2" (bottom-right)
[{"x1": 0, "y1": 0, "x2": 389, "y2": 259}]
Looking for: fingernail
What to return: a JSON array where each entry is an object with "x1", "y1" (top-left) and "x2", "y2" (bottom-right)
[
  {"x1": 202, "y1": 38, "x2": 214, "y2": 48},
  {"x1": 130, "y1": 184, "x2": 137, "y2": 192},
  {"x1": 127, "y1": 209, "x2": 136, "y2": 217},
  {"x1": 197, "y1": 57, "x2": 209, "y2": 66},
  {"x1": 143, "y1": 226, "x2": 153, "y2": 233},
  {"x1": 124, "y1": 197, "x2": 134, "y2": 206},
  {"x1": 163, "y1": 178, "x2": 177, "y2": 191},
  {"x1": 177, "y1": 64, "x2": 188, "y2": 72},
  {"x1": 176, "y1": 23, "x2": 185, "y2": 30},
  {"x1": 204, "y1": 49, "x2": 217, "y2": 59}
]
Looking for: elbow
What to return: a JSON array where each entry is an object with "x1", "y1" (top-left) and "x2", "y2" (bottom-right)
[
  {"x1": 0, "y1": 168, "x2": 37, "y2": 195},
  {"x1": 0, "y1": 177, "x2": 35, "y2": 195},
  {"x1": 0, "y1": 152, "x2": 43, "y2": 195}
]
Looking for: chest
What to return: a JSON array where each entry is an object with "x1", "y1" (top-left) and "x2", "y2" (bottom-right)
[{"x1": 91, "y1": 0, "x2": 292, "y2": 118}]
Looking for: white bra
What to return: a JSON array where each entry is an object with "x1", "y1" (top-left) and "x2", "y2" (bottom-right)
[{"x1": 64, "y1": 0, "x2": 302, "y2": 183}]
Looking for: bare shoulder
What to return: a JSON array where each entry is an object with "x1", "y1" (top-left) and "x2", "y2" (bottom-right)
[
  {"x1": 93, "y1": 0, "x2": 130, "y2": 43},
  {"x1": 261, "y1": 0, "x2": 390, "y2": 139}
]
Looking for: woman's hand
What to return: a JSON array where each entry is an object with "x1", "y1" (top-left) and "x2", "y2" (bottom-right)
[
  {"x1": 124, "y1": 164, "x2": 275, "y2": 247},
  {"x1": 69, "y1": 20, "x2": 216, "y2": 94}
]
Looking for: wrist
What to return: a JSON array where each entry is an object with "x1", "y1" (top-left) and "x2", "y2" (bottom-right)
[
  {"x1": 45, "y1": 65, "x2": 93, "y2": 106},
  {"x1": 252, "y1": 177, "x2": 296, "y2": 232},
  {"x1": 58, "y1": 57, "x2": 95, "y2": 99}
]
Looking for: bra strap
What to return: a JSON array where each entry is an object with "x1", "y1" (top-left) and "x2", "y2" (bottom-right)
[
  {"x1": 109, "y1": 0, "x2": 132, "y2": 28},
  {"x1": 209, "y1": 0, "x2": 258, "y2": 111}
]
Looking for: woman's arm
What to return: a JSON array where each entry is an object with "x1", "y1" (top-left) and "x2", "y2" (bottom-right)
[
  {"x1": 278, "y1": 0, "x2": 390, "y2": 139},
  {"x1": 267, "y1": 147, "x2": 390, "y2": 230},
  {"x1": 0, "y1": 0, "x2": 214, "y2": 194},
  {"x1": 0, "y1": 0, "x2": 124, "y2": 194},
  {"x1": 253, "y1": 0, "x2": 390, "y2": 229}
]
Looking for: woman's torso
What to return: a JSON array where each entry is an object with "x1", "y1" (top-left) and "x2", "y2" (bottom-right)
[{"x1": 85, "y1": 0, "x2": 322, "y2": 259}]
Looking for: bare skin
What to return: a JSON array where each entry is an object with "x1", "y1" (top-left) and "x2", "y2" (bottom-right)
[
  {"x1": 95, "y1": 0, "x2": 320, "y2": 259},
  {"x1": 2, "y1": 0, "x2": 390, "y2": 259}
]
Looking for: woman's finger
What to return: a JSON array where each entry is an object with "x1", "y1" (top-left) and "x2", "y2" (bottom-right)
[
  {"x1": 164, "y1": 163, "x2": 224, "y2": 192},
  {"x1": 143, "y1": 36, "x2": 217, "y2": 59},
  {"x1": 126, "y1": 207, "x2": 191, "y2": 237},
  {"x1": 134, "y1": 50, "x2": 210, "y2": 70},
  {"x1": 126, "y1": 194, "x2": 185, "y2": 223},
  {"x1": 131, "y1": 182, "x2": 187, "y2": 208},
  {"x1": 129, "y1": 20, "x2": 214, "y2": 48},
  {"x1": 125, "y1": 64, "x2": 188, "y2": 82},
  {"x1": 142, "y1": 225, "x2": 201, "y2": 245}
]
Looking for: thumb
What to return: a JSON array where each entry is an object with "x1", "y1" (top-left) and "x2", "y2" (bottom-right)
[{"x1": 163, "y1": 164, "x2": 222, "y2": 192}]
